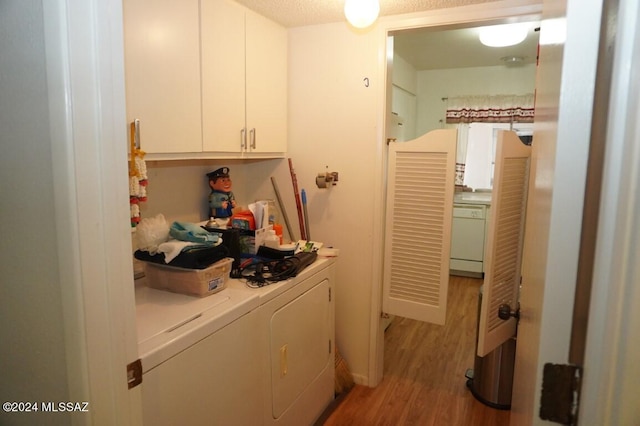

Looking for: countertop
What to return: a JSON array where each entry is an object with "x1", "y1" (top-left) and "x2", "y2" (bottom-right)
[
  {"x1": 135, "y1": 255, "x2": 336, "y2": 372},
  {"x1": 454, "y1": 191, "x2": 492, "y2": 205}
]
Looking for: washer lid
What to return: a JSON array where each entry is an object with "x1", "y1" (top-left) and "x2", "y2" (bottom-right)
[{"x1": 136, "y1": 283, "x2": 259, "y2": 372}]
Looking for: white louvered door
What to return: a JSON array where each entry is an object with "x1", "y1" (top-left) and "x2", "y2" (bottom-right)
[
  {"x1": 477, "y1": 130, "x2": 531, "y2": 356},
  {"x1": 382, "y1": 129, "x2": 457, "y2": 325}
]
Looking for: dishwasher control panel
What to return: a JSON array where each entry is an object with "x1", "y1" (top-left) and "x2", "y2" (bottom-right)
[{"x1": 453, "y1": 205, "x2": 486, "y2": 219}]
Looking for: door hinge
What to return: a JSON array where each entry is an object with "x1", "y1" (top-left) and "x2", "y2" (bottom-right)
[
  {"x1": 539, "y1": 363, "x2": 582, "y2": 425},
  {"x1": 127, "y1": 359, "x2": 143, "y2": 389}
]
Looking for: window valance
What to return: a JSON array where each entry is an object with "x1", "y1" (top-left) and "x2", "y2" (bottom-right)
[{"x1": 445, "y1": 93, "x2": 535, "y2": 124}]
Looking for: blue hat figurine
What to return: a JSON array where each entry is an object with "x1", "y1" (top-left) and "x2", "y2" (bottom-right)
[{"x1": 207, "y1": 167, "x2": 236, "y2": 219}]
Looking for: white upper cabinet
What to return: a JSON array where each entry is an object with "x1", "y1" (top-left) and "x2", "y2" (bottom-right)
[
  {"x1": 123, "y1": 0, "x2": 202, "y2": 154},
  {"x1": 244, "y1": 9, "x2": 288, "y2": 154},
  {"x1": 201, "y1": 0, "x2": 246, "y2": 153},
  {"x1": 201, "y1": 0, "x2": 288, "y2": 155},
  {"x1": 124, "y1": 0, "x2": 287, "y2": 157}
]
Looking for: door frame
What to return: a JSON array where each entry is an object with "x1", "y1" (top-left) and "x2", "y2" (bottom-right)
[
  {"x1": 370, "y1": 0, "x2": 544, "y2": 387},
  {"x1": 43, "y1": 0, "x2": 141, "y2": 422},
  {"x1": 569, "y1": 0, "x2": 640, "y2": 422}
]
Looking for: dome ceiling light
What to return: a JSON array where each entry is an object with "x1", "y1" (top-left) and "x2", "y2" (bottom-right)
[
  {"x1": 344, "y1": 0, "x2": 380, "y2": 29},
  {"x1": 501, "y1": 55, "x2": 525, "y2": 63},
  {"x1": 479, "y1": 23, "x2": 530, "y2": 47}
]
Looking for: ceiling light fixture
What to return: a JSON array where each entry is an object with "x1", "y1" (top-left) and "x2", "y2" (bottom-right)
[
  {"x1": 501, "y1": 55, "x2": 525, "y2": 63},
  {"x1": 479, "y1": 23, "x2": 530, "y2": 47},
  {"x1": 344, "y1": 0, "x2": 380, "y2": 29}
]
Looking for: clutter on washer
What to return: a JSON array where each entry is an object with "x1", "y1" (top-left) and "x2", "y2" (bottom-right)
[
  {"x1": 143, "y1": 258, "x2": 233, "y2": 297},
  {"x1": 134, "y1": 214, "x2": 232, "y2": 297}
]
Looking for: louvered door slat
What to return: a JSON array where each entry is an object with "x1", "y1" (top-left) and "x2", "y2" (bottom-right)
[
  {"x1": 383, "y1": 129, "x2": 456, "y2": 325},
  {"x1": 477, "y1": 131, "x2": 531, "y2": 356}
]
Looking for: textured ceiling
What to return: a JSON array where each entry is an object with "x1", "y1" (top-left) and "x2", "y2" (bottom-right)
[
  {"x1": 234, "y1": 0, "x2": 540, "y2": 70},
  {"x1": 234, "y1": 0, "x2": 499, "y2": 28}
]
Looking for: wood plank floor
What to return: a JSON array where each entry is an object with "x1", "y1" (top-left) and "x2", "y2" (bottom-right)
[{"x1": 321, "y1": 275, "x2": 511, "y2": 426}]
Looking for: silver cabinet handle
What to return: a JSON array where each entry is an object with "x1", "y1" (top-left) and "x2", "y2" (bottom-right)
[
  {"x1": 250, "y1": 128, "x2": 256, "y2": 149},
  {"x1": 241, "y1": 128, "x2": 246, "y2": 150},
  {"x1": 134, "y1": 118, "x2": 141, "y2": 149}
]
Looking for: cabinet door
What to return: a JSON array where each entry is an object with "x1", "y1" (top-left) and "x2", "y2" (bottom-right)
[
  {"x1": 201, "y1": 0, "x2": 246, "y2": 153},
  {"x1": 123, "y1": 0, "x2": 202, "y2": 153},
  {"x1": 245, "y1": 9, "x2": 288, "y2": 153},
  {"x1": 142, "y1": 310, "x2": 262, "y2": 425},
  {"x1": 270, "y1": 279, "x2": 332, "y2": 421}
]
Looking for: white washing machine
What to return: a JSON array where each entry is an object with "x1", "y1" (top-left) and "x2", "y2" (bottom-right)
[{"x1": 135, "y1": 276, "x2": 262, "y2": 425}]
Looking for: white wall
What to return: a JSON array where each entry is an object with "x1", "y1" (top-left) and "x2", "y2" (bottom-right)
[
  {"x1": 392, "y1": 53, "x2": 418, "y2": 141},
  {"x1": 0, "y1": 1, "x2": 71, "y2": 424},
  {"x1": 392, "y1": 53, "x2": 418, "y2": 94},
  {"x1": 288, "y1": 22, "x2": 381, "y2": 383},
  {"x1": 284, "y1": 5, "x2": 539, "y2": 386},
  {"x1": 136, "y1": 159, "x2": 299, "y2": 239},
  {"x1": 416, "y1": 63, "x2": 537, "y2": 135},
  {"x1": 140, "y1": 160, "x2": 246, "y2": 224}
]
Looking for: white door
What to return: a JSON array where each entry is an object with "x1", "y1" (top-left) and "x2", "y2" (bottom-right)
[
  {"x1": 382, "y1": 129, "x2": 457, "y2": 324},
  {"x1": 477, "y1": 130, "x2": 531, "y2": 356}
]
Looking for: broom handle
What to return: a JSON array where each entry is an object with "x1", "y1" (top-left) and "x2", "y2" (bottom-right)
[
  {"x1": 270, "y1": 176, "x2": 295, "y2": 241},
  {"x1": 288, "y1": 158, "x2": 307, "y2": 240},
  {"x1": 301, "y1": 189, "x2": 311, "y2": 240}
]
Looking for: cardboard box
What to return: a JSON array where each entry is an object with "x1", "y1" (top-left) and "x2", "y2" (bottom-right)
[{"x1": 143, "y1": 257, "x2": 233, "y2": 297}]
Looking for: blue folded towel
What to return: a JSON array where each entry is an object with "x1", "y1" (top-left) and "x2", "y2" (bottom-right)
[{"x1": 169, "y1": 221, "x2": 220, "y2": 244}]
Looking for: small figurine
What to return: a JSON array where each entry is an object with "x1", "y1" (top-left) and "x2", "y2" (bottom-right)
[{"x1": 207, "y1": 167, "x2": 236, "y2": 219}]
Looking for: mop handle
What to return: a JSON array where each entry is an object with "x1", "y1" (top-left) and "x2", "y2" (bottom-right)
[
  {"x1": 301, "y1": 189, "x2": 311, "y2": 240},
  {"x1": 271, "y1": 176, "x2": 295, "y2": 241},
  {"x1": 288, "y1": 158, "x2": 307, "y2": 240}
]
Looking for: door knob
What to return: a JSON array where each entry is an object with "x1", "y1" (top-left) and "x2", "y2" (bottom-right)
[{"x1": 498, "y1": 303, "x2": 520, "y2": 320}]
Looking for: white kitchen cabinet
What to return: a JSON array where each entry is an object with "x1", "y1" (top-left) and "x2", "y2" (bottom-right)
[
  {"x1": 123, "y1": 0, "x2": 202, "y2": 154},
  {"x1": 201, "y1": 0, "x2": 287, "y2": 155},
  {"x1": 244, "y1": 9, "x2": 288, "y2": 154},
  {"x1": 123, "y1": 0, "x2": 287, "y2": 157}
]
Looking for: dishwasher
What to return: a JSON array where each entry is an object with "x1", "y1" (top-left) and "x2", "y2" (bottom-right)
[{"x1": 450, "y1": 203, "x2": 487, "y2": 277}]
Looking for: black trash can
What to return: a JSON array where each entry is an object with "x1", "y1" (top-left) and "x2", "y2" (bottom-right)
[{"x1": 465, "y1": 285, "x2": 516, "y2": 410}]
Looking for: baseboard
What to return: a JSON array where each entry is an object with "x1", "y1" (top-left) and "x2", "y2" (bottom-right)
[
  {"x1": 352, "y1": 373, "x2": 368, "y2": 386},
  {"x1": 450, "y1": 269, "x2": 484, "y2": 279}
]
